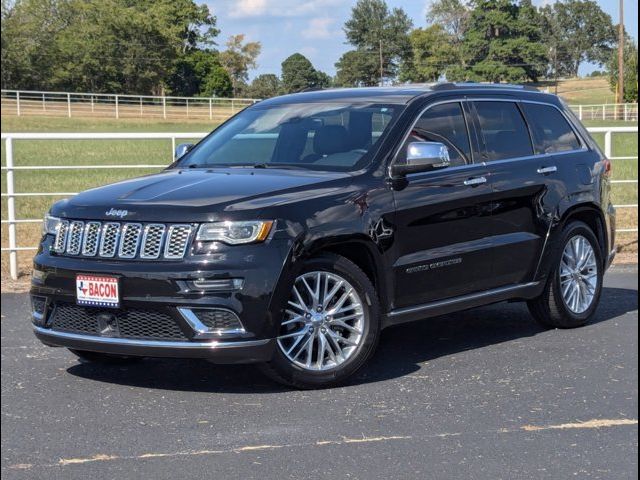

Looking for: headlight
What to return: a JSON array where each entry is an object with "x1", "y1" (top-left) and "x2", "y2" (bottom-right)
[
  {"x1": 196, "y1": 221, "x2": 273, "y2": 245},
  {"x1": 42, "y1": 213, "x2": 61, "y2": 235}
]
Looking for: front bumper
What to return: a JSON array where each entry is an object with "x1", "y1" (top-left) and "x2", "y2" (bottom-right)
[
  {"x1": 31, "y1": 235, "x2": 294, "y2": 363},
  {"x1": 34, "y1": 326, "x2": 275, "y2": 363}
]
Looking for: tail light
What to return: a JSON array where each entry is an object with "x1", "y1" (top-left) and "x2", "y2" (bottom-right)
[{"x1": 603, "y1": 159, "x2": 612, "y2": 176}]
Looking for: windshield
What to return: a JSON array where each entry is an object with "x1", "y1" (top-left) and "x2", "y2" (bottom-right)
[{"x1": 176, "y1": 102, "x2": 400, "y2": 171}]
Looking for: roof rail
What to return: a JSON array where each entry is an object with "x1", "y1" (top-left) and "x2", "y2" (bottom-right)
[{"x1": 431, "y1": 82, "x2": 540, "y2": 92}]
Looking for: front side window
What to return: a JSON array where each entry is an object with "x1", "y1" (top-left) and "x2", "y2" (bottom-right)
[
  {"x1": 176, "y1": 102, "x2": 400, "y2": 172},
  {"x1": 474, "y1": 101, "x2": 533, "y2": 161},
  {"x1": 521, "y1": 103, "x2": 581, "y2": 154},
  {"x1": 397, "y1": 102, "x2": 472, "y2": 167}
]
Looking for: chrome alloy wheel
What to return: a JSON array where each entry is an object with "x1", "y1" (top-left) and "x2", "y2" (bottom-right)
[
  {"x1": 277, "y1": 271, "x2": 366, "y2": 371},
  {"x1": 559, "y1": 235, "x2": 598, "y2": 314}
]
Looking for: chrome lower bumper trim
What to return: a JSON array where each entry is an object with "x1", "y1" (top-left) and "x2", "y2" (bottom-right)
[{"x1": 33, "y1": 326, "x2": 270, "y2": 350}]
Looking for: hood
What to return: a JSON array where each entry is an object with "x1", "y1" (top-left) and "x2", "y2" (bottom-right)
[{"x1": 50, "y1": 167, "x2": 352, "y2": 222}]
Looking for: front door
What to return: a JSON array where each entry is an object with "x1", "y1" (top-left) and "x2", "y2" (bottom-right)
[{"x1": 390, "y1": 101, "x2": 495, "y2": 309}]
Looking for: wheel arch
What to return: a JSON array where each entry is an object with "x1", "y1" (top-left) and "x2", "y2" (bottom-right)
[
  {"x1": 558, "y1": 203, "x2": 608, "y2": 263},
  {"x1": 304, "y1": 235, "x2": 391, "y2": 313}
]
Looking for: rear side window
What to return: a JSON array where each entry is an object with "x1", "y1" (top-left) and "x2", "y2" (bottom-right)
[
  {"x1": 399, "y1": 102, "x2": 471, "y2": 167},
  {"x1": 474, "y1": 101, "x2": 533, "y2": 161},
  {"x1": 522, "y1": 103, "x2": 581, "y2": 154}
]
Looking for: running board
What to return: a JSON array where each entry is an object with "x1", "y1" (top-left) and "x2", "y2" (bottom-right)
[{"x1": 383, "y1": 282, "x2": 541, "y2": 328}]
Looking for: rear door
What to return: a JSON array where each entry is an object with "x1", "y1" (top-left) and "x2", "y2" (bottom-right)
[
  {"x1": 390, "y1": 100, "x2": 495, "y2": 308},
  {"x1": 470, "y1": 98, "x2": 570, "y2": 287}
]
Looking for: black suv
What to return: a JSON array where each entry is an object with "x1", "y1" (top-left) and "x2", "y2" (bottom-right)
[{"x1": 31, "y1": 84, "x2": 616, "y2": 388}]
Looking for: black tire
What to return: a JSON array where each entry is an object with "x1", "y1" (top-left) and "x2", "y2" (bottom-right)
[
  {"x1": 69, "y1": 349, "x2": 143, "y2": 365},
  {"x1": 260, "y1": 253, "x2": 381, "y2": 389},
  {"x1": 527, "y1": 221, "x2": 603, "y2": 328}
]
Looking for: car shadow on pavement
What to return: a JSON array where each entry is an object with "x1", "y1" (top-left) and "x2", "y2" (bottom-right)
[{"x1": 66, "y1": 286, "x2": 638, "y2": 392}]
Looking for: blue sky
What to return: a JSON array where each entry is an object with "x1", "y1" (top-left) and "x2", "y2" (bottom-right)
[{"x1": 203, "y1": 0, "x2": 638, "y2": 79}]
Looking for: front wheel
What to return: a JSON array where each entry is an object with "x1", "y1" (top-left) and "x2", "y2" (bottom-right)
[
  {"x1": 528, "y1": 221, "x2": 603, "y2": 328},
  {"x1": 260, "y1": 254, "x2": 380, "y2": 389}
]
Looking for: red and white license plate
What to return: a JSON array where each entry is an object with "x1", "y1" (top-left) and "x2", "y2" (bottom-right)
[{"x1": 76, "y1": 274, "x2": 119, "y2": 308}]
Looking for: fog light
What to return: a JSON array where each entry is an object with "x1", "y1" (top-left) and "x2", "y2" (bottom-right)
[
  {"x1": 30, "y1": 295, "x2": 48, "y2": 326},
  {"x1": 178, "y1": 307, "x2": 245, "y2": 338}
]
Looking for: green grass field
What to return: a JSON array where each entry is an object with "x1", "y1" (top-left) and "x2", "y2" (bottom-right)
[{"x1": 1, "y1": 112, "x2": 637, "y2": 277}]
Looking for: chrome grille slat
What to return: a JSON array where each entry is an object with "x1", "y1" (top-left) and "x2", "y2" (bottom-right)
[
  {"x1": 140, "y1": 224, "x2": 166, "y2": 259},
  {"x1": 54, "y1": 220, "x2": 193, "y2": 260},
  {"x1": 164, "y1": 225, "x2": 193, "y2": 259},
  {"x1": 99, "y1": 222, "x2": 121, "y2": 258},
  {"x1": 53, "y1": 220, "x2": 69, "y2": 253},
  {"x1": 81, "y1": 222, "x2": 101, "y2": 256},
  {"x1": 118, "y1": 223, "x2": 142, "y2": 258},
  {"x1": 66, "y1": 221, "x2": 84, "y2": 255}
]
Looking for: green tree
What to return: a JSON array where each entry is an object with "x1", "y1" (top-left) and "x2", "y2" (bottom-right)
[
  {"x1": 1, "y1": 0, "x2": 220, "y2": 94},
  {"x1": 608, "y1": 39, "x2": 638, "y2": 103},
  {"x1": 280, "y1": 53, "x2": 329, "y2": 93},
  {"x1": 462, "y1": 0, "x2": 548, "y2": 82},
  {"x1": 399, "y1": 25, "x2": 459, "y2": 82},
  {"x1": 248, "y1": 74, "x2": 280, "y2": 98},
  {"x1": 343, "y1": 0, "x2": 413, "y2": 83},
  {"x1": 167, "y1": 50, "x2": 232, "y2": 97},
  {"x1": 219, "y1": 34, "x2": 261, "y2": 97},
  {"x1": 426, "y1": 0, "x2": 470, "y2": 42},
  {"x1": 334, "y1": 50, "x2": 379, "y2": 87},
  {"x1": 540, "y1": 0, "x2": 615, "y2": 77}
]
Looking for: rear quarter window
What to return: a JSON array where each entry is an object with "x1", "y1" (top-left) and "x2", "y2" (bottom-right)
[{"x1": 522, "y1": 103, "x2": 582, "y2": 154}]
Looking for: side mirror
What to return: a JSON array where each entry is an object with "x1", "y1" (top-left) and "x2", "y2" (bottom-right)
[
  {"x1": 393, "y1": 142, "x2": 451, "y2": 176},
  {"x1": 175, "y1": 143, "x2": 194, "y2": 160}
]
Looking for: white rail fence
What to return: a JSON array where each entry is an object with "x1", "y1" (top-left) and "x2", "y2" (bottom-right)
[
  {"x1": 1, "y1": 90, "x2": 259, "y2": 121},
  {"x1": 1, "y1": 127, "x2": 638, "y2": 279},
  {"x1": 570, "y1": 103, "x2": 638, "y2": 122},
  {"x1": 1, "y1": 89, "x2": 637, "y2": 122}
]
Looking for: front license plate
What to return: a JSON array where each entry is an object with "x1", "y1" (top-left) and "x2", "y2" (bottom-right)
[{"x1": 76, "y1": 274, "x2": 119, "y2": 308}]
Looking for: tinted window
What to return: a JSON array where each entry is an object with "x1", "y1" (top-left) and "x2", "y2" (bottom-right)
[
  {"x1": 178, "y1": 102, "x2": 399, "y2": 172},
  {"x1": 399, "y1": 102, "x2": 471, "y2": 167},
  {"x1": 474, "y1": 101, "x2": 533, "y2": 161},
  {"x1": 522, "y1": 103, "x2": 581, "y2": 154}
]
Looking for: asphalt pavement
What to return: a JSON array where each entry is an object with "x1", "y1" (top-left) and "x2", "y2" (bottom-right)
[{"x1": 1, "y1": 266, "x2": 638, "y2": 480}]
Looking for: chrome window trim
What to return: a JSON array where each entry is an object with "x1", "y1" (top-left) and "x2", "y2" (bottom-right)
[
  {"x1": 390, "y1": 98, "x2": 476, "y2": 177},
  {"x1": 390, "y1": 96, "x2": 589, "y2": 179},
  {"x1": 468, "y1": 97, "x2": 588, "y2": 152}
]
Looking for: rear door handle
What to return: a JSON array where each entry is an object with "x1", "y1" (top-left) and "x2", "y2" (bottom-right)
[
  {"x1": 537, "y1": 166, "x2": 558, "y2": 174},
  {"x1": 463, "y1": 176, "x2": 487, "y2": 186}
]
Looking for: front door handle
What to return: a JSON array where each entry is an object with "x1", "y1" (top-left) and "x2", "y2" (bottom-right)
[
  {"x1": 537, "y1": 166, "x2": 558, "y2": 174},
  {"x1": 463, "y1": 176, "x2": 487, "y2": 186}
]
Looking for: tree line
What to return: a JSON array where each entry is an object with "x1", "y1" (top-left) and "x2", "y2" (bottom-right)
[{"x1": 1, "y1": 0, "x2": 637, "y2": 102}]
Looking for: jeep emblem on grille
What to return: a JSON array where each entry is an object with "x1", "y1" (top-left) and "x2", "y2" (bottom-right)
[
  {"x1": 96, "y1": 313, "x2": 120, "y2": 337},
  {"x1": 105, "y1": 208, "x2": 128, "y2": 218}
]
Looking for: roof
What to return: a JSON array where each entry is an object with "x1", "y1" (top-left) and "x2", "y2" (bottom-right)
[{"x1": 256, "y1": 82, "x2": 551, "y2": 107}]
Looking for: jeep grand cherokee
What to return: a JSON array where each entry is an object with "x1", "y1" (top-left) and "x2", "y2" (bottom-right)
[{"x1": 31, "y1": 83, "x2": 616, "y2": 388}]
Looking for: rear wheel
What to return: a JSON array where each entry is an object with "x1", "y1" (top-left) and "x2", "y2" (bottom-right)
[
  {"x1": 260, "y1": 254, "x2": 380, "y2": 389},
  {"x1": 69, "y1": 349, "x2": 142, "y2": 365},
  {"x1": 528, "y1": 221, "x2": 603, "y2": 328}
]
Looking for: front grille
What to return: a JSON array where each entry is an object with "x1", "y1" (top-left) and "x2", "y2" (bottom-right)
[
  {"x1": 192, "y1": 309, "x2": 244, "y2": 331},
  {"x1": 53, "y1": 219, "x2": 194, "y2": 260},
  {"x1": 49, "y1": 303, "x2": 188, "y2": 341}
]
